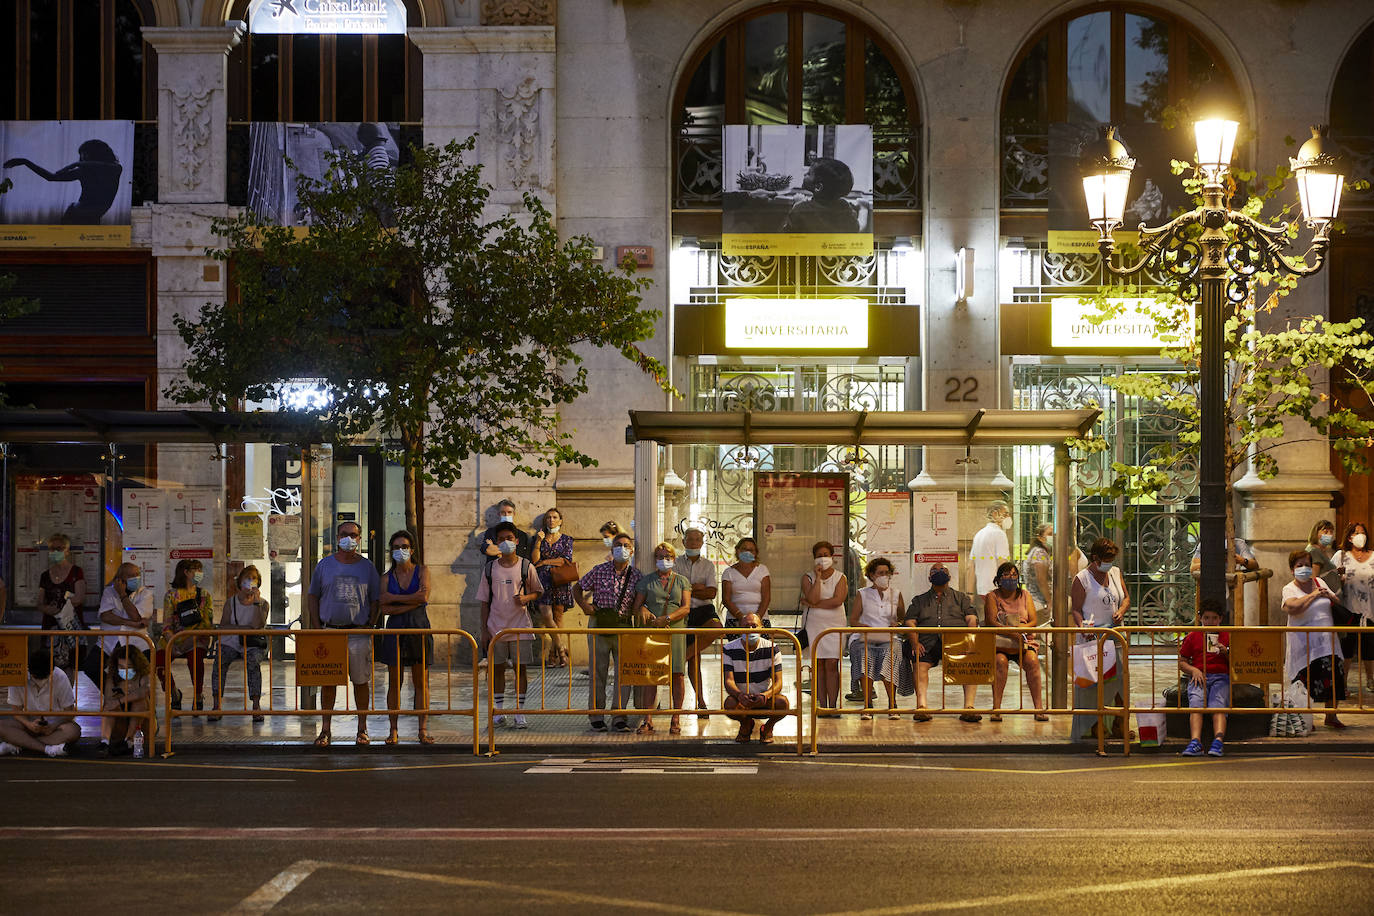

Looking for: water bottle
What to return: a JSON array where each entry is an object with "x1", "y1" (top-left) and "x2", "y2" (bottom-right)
[{"x1": 133, "y1": 730, "x2": 145, "y2": 759}]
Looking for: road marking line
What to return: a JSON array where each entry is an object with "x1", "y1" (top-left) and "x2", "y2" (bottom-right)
[
  {"x1": 1135, "y1": 779, "x2": 1374, "y2": 784},
  {"x1": 229, "y1": 860, "x2": 322, "y2": 913},
  {"x1": 23, "y1": 756, "x2": 530, "y2": 776},
  {"x1": 813, "y1": 861, "x2": 1374, "y2": 915},
  {"x1": 772, "y1": 755, "x2": 1307, "y2": 775},
  {"x1": 526, "y1": 758, "x2": 758, "y2": 775},
  {"x1": 7, "y1": 778, "x2": 293, "y2": 783},
  {"x1": 231, "y1": 859, "x2": 759, "y2": 915}
]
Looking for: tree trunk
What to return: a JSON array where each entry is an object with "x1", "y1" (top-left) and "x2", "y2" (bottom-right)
[{"x1": 400, "y1": 422, "x2": 422, "y2": 558}]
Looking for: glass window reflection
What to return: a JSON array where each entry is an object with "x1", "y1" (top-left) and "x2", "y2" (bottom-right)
[
  {"x1": 1066, "y1": 11, "x2": 1110, "y2": 124},
  {"x1": 745, "y1": 13, "x2": 788, "y2": 125}
]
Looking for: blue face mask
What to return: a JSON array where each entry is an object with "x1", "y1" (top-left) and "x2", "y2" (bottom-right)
[
  {"x1": 125, "y1": 577, "x2": 141, "y2": 593},
  {"x1": 612, "y1": 545, "x2": 631, "y2": 562},
  {"x1": 497, "y1": 540, "x2": 517, "y2": 556},
  {"x1": 929, "y1": 570, "x2": 950, "y2": 586},
  {"x1": 1294, "y1": 566, "x2": 1314, "y2": 582},
  {"x1": 745, "y1": 632, "x2": 762, "y2": 648},
  {"x1": 1320, "y1": 533, "x2": 1335, "y2": 547},
  {"x1": 738, "y1": 550, "x2": 756, "y2": 564},
  {"x1": 998, "y1": 577, "x2": 1018, "y2": 592}
]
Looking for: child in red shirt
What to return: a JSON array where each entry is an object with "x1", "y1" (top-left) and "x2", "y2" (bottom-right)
[{"x1": 1178, "y1": 598, "x2": 1230, "y2": 757}]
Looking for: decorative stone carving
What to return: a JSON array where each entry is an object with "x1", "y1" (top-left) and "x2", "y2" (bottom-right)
[
  {"x1": 495, "y1": 76, "x2": 540, "y2": 189},
  {"x1": 169, "y1": 77, "x2": 215, "y2": 193},
  {"x1": 482, "y1": 0, "x2": 555, "y2": 26}
]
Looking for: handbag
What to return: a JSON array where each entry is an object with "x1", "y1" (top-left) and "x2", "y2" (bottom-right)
[
  {"x1": 1294, "y1": 655, "x2": 1346, "y2": 703},
  {"x1": 551, "y1": 561, "x2": 580, "y2": 587},
  {"x1": 175, "y1": 590, "x2": 204, "y2": 629},
  {"x1": 1073, "y1": 637, "x2": 1118, "y2": 687}
]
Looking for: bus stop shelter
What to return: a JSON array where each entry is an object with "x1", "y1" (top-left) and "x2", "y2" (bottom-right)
[{"x1": 626, "y1": 408, "x2": 1102, "y2": 706}]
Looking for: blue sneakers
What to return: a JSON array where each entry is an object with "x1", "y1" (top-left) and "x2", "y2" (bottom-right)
[
  {"x1": 1180, "y1": 739, "x2": 1204, "y2": 756},
  {"x1": 1207, "y1": 737, "x2": 1224, "y2": 757}
]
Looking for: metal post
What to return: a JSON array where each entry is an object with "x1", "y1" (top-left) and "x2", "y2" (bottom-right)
[
  {"x1": 1052, "y1": 443, "x2": 1070, "y2": 708},
  {"x1": 632, "y1": 439, "x2": 658, "y2": 573},
  {"x1": 1197, "y1": 181, "x2": 1229, "y2": 615},
  {"x1": 299, "y1": 446, "x2": 317, "y2": 710}
]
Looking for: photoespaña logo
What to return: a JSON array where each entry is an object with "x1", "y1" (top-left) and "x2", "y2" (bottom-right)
[{"x1": 725, "y1": 298, "x2": 868, "y2": 349}]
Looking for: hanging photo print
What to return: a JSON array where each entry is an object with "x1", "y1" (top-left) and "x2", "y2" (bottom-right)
[
  {"x1": 0, "y1": 120, "x2": 134, "y2": 246},
  {"x1": 246, "y1": 122, "x2": 402, "y2": 227}
]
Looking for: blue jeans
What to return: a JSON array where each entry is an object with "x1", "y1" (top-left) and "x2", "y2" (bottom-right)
[{"x1": 212, "y1": 643, "x2": 263, "y2": 704}]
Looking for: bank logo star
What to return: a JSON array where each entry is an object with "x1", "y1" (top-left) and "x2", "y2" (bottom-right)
[{"x1": 271, "y1": 0, "x2": 299, "y2": 18}]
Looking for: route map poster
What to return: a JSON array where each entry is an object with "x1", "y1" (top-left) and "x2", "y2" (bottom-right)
[{"x1": 755, "y1": 472, "x2": 849, "y2": 614}]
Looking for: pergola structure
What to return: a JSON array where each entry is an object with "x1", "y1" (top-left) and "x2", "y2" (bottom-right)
[{"x1": 627, "y1": 408, "x2": 1102, "y2": 706}]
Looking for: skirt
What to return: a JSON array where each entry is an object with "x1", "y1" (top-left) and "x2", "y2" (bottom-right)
[
  {"x1": 805, "y1": 606, "x2": 847, "y2": 660},
  {"x1": 376, "y1": 607, "x2": 434, "y2": 668}
]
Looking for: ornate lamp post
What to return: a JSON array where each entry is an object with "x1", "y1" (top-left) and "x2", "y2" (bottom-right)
[{"x1": 1081, "y1": 122, "x2": 1344, "y2": 613}]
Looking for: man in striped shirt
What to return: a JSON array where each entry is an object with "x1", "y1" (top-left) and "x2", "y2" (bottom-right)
[{"x1": 722, "y1": 613, "x2": 789, "y2": 744}]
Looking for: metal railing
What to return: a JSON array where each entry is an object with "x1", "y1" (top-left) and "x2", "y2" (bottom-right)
[
  {"x1": 810, "y1": 626, "x2": 1132, "y2": 757},
  {"x1": 485, "y1": 626, "x2": 807, "y2": 756},
  {"x1": 160, "y1": 627, "x2": 481, "y2": 757}
]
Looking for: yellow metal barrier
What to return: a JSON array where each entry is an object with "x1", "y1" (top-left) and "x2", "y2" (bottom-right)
[
  {"x1": 0, "y1": 629, "x2": 158, "y2": 752},
  {"x1": 161, "y1": 627, "x2": 481, "y2": 757},
  {"x1": 1118, "y1": 625, "x2": 1372, "y2": 726},
  {"x1": 809, "y1": 626, "x2": 1131, "y2": 757},
  {"x1": 485, "y1": 626, "x2": 806, "y2": 756}
]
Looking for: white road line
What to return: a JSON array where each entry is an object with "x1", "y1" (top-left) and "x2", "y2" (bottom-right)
[
  {"x1": 525, "y1": 757, "x2": 758, "y2": 775},
  {"x1": 229, "y1": 859, "x2": 323, "y2": 914},
  {"x1": 8, "y1": 778, "x2": 294, "y2": 784},
  {"x1": 814, "y1": 861, "x2": 1374, "y2": 916},
  {"x1": 1135, "y1": 779, "x2": 1374, "y2": 785}
]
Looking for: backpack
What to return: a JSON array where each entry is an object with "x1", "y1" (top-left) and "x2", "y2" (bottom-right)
[{"x1": 485, "y1": 557, "x2": 533, "y2": 603}]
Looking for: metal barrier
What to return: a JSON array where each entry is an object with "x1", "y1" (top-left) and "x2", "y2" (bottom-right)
[
  {"x1": 1119, "y1": 625, "x2": 1373, "y2": 733},
  {"x1": 161, "y1": 627, "x2": 482, "y2": 757},
  {"x1": 485, "y1": 626, "x2": 807, "y2": 756},
  {"x1": 0, "y1": 629, "x2": 158, "y2": 752},
  {"x1": 810, "y1": 626, "x2": 1132, "y2": 757}
]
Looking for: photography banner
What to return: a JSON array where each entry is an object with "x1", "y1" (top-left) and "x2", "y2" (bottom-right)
[
  {"x1": 723, "y1": 124, "x2": 873, "y2": 257},
  {"x1": 0, "y1": 120, "x2": 133, "y2": 247},
  {"x1": 247, "y1": 122, "x2": 402, "y2": 227},
  {"x1": 1047, "y1": 121, "x2": 1190, "y2": 254}
]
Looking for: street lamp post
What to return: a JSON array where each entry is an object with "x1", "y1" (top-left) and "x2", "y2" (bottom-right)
[{"x1": 1080, "y1": 123, "x2": 1345, "y2": 614}]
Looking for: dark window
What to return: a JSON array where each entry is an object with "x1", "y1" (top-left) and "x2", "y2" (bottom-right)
[
  {"x1": 335, "y1": 36, "x2": 366, "y2": 123},
  {"x1": 1330, "y1": 25, "x2": 1374, "y2": 134},
  {"x1": 2, "y1": 0, "x2": 154, "y2": 120},
  {"x1": 291, "y1": 35, "x2": 322, "y2": 122},
  {"x1": 744, "y1": 13, "x2": 788, "y2": 125},
  {"x1": 0, "y1": 262, "x2": 149, "y2": 335}
]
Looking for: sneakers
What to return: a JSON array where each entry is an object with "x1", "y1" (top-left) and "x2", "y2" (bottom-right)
[
  {"x1": 612, "y1": 720, "x2": 632, "y2": 733},
  {"x1": 513, "y1": 715, "x2": 529, "y2": 729},
  {"x1": 590, "y1": 721, "x2": 608, "y2": 732},
  {"x1": 1180, "y1": 738, "x2": 1204, "y2": 756},
  {"x1": 1207, "y1": 737, "x2": 1224, "y2": 757},
  {"x1": 492, "y1": 714, "x2": 508, "y2": 728},
  {"x1": 0, "y1": 741, "x2": 19, "y2": 756},
  {"x1": 44, "y1": 743, "x2": 67, "y2": 758}
]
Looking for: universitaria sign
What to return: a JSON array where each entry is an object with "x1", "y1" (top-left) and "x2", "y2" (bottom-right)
[
  {"x1": 248, "y1": 0, "x2": 408, "y2": 35},
  {"x1": 724, "y1": 298, "x2": 868, "y2": 349}
]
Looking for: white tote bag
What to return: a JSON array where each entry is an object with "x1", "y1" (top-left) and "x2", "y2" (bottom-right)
[{"x1": 1073, "y1": 638, "x2": 1118, "y2": 688}]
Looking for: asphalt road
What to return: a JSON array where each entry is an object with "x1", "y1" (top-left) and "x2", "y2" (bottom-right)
[{"x1": 1, "y1": 747, "x2": 1371, "y2": 914}]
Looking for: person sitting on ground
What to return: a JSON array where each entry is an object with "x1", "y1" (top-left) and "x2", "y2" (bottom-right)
[
  {"x1": 101, "y1": 640, "x2": 153, "y2": 756},
  {"x1": 904, "y1": 561, "x2": 980, "y2": 723},
  {"x1": 1178, "y1": 597, "x2": 1230, "y2": 757},
  {"x1": 722, "y1": 613, "x2": 790, "y2": 744},
  {"x1": 0, "y1": 650, "x2": 81, "y2": 757}
]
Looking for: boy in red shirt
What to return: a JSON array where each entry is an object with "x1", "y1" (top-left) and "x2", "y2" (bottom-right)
[{"x1": 1179, "y1": 598, "x2": 1229, "y2": 757}]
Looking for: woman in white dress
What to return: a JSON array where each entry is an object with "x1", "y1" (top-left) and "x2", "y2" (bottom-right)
[
  {"x1": 1284, "y1": 548, "x2": 1346, "y2": 729},
  {"x1": 800, "y1": 541, "x2": 847, "y2": 715},
  {"x1": 1331, "y1": 521, "x2": 1373, "y2": 690},
  {"x1": 1069, "y1": 537, "x2": 1129, "y2": 742},
  {"x1": 721, "y1": 537, "x2": 771, "y2": 627},
  {"x1": 847, "y1": 557, "x2": 905, "y2": 720}
]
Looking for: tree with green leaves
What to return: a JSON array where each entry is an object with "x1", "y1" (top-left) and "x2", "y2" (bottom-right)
[
  {"x1": 1074, "y1": 148, "x2": 1374, "y2": 555},
  {"x1": 167, "y1": 138, "x2": 671, "y2": 541}
]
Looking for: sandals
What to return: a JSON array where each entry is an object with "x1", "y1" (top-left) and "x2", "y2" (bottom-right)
[
  {"x1": 418, "y1": 731, "x2": 436, "y2": 745},
  {"x1": 1034, "y1": 713, "x2": 1050, "y2": 722},
  {"x1": 355, "y1": 732, "x2": 370, "y2": 746},
  {"x1": 913, "y1": 708, "x2": 932, "y2": 722},
  {"x1": 635, "y1": 722, "x2": 655, "y2": 735},
  {"x1": 989, "y1": 714, "x2": 1003, "y2": 723},
  {"x1": 385, "y1": 732, "x2": 400, "y2": 746},
  {"x1": 696, "y1": 703, "x2": 710, "y2": 720},
  {"x1": 758, "y1": 730, "x2": 775, "y2": 745},
  {"x1": 313, "y1": 731, "x2": 332, "y2": 747}
]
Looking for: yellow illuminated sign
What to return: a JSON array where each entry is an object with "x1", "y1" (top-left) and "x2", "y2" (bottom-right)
[
  {"x1": 1050, "y1": 297, "x2": 1188, "y2": 349},
  {"x1": 725, "y1": 298, "x2": 868, "y2": 350}
]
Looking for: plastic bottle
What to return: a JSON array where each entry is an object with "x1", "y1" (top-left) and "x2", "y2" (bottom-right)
[{"x1": 133, "y1": 730, "x2": 145, "y2": 759}]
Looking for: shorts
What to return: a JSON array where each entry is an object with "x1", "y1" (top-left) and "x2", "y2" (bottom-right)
[
  {"x1": 996, "y1": 646, "x2": 1038, "y2": 665},
  {"x1": 687, "y1": 605, "x2": 720, "y2": 628},
  {"x1": 913, "y1": 634, "x2": 942, "y2": 668},
  {"x1": 346, "y1": 635, "x2": 374, "y2": 685},
  {"x1": 490, "y1": 638, "x2": 536, "y2": 667},
  {"x1": 1186, "y1": 672, "x2": 1230, "y2": 709}
]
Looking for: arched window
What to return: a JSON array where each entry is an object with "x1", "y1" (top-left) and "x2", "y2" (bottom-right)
[
  {"x1": 1330, "y1": 22, "x2": 1373, "y2": 212},
  {"x1": 226, "y1": 0, "x2": 423, "y2": 123},
  {"x1": 1001, "y1": 5, "x2": 1239, "y2": 208},
  {"x1": 674, "y1": 3, "x2": 920, "y2": 211},
  {"x1": 0, "y1": 0, "x2": 157, "y2": 121}
]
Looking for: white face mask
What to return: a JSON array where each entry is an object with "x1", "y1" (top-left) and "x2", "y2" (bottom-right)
[
  {"x1": 547, "y1": 526, "x2": 560, "y2": 535},
  {"x1": 392, "y1": 548, "x2": 411, "y2": 563},
  {"x1": 745, "y1": 633, "x2": 762, "y2": 648},
  {"x1": 873, "y1": 575, "x2": 891, "y2": 589},
  {"x1": 684, "y1": 547, "x2": 702, "y2": 558},
  {"x1": 338, "y1": 536, "x2": 359, "y2": 552},
  {"x1": 240, "y1": 579, "x2": 258, "y2": 591},
  {"x1": 815, "y1": 556, "x2": 833, "y2": 570},
  {"x1": 117, "y1": 666, "x2": 137, "y2": 681},
  {"x1": 1354, "y1": 533, "x2": 1368, "y2": 550},
  {"x1": 1096, "y1": 561, "x2": 1114, "y2": 574},
  {"x1": 603, "y1": 536, "x2": 614, "y2": 547},
  {"x1": 1000, "y1": 517, "x2": 1013, "y2": 530},
  {"x1": 500, "y1": 514, "x2": 514, "y2": 525},
  {"x1": 656, "y1": 558, "x2": 674, "y2": 571}
]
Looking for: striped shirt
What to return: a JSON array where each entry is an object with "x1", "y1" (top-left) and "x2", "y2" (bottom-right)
[{"x1": 723, "y1": 635, "x2": 780, "y2": 694}]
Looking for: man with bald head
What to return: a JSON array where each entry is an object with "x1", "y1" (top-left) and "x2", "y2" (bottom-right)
[
  {"x1": 904, "y1": 561, "x2": 980, "y2": 723},
  {"x1": 721, "y1": 613, "x2": 790, "y2": 744}
]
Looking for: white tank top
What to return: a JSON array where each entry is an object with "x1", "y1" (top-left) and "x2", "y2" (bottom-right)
[
  {"x1": 1075, "y1": 567, "x2": 1122, "y2": 628},
  {"x1": 856, "y1": 586, "x2": 899, "y2": 628},
  {"x1": 801, "y1": 570, "x2": 841, "y2": 610}
]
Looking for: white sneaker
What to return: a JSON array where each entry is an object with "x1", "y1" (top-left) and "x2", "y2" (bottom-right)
[
  {"x1": 513, "y1": 715, "x2": 529, "y2": 729},
  {"x1": 44, "y1": 743, "x2": 68, "y2": 758},
  {"x1": 493, "y1": 714, "x2": 508, "y2": 728},
  {"x1": 0, "y1": 742, "x2": 19, "y2": 756}
]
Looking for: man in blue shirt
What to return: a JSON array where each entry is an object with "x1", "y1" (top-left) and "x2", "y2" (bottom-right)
[{"x1": 308, "y1": 520, "x2": 381, "y2": 747}]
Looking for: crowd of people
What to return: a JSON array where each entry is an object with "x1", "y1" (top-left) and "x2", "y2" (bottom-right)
[{"x1": 2, "y1": 504, "x2": 1370, "y2": 757}]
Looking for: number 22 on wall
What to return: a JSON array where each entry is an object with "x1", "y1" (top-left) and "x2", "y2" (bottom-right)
[{"x1": 943, "y1": 376, "x2": 979, "y2": 402}]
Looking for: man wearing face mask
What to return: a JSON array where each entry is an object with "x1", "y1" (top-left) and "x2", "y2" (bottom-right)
[
  {"x1": 970, "y1": 501, "x2": 1013, "y2": 600},
  {"x1": 0, "y1": 649, "x2": 81, "y2": 756},
  {"x1": 722, "y1": 613, "x2": 790, "y2": 744},
  {"x1": 482, "y1": 499, "x2": 532, "y2": 563},
  {"x1": 307, "y1": 521, "x2": 382, "y2": 747},
  {"x1": 678, "y1": 528, "x2": 722, "y2": 715},
  {"x1": 572, "y1": 533, "x2": 642, "y2": 732},
  {"x1": 904, "y1": 562, "x2": 981, "y2": 722}
]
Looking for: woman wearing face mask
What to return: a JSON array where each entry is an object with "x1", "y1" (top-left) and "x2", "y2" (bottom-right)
[
  {"x1": 532, "y1": 508, "x2": 574, "y2": 668},
  {"x1": 1330, "y1": 522, "x2": 1373, "y2": 692},
  {"x1": 630, "y1": 543, "x2": 692, "y2": 734},
  {"x1": 156, "y1": 559, "x2": 213, "y2": 713},
  {"x1": 102, "y1": 641, "x2": 153, "y2": 756},
  {"x1": 848, "y1": 558, "x2": 904, "y2": 720},
  {"x1": 37, "y1": 533, "x2": 86, "y2": 679},
  {"x1": 721, "y1": 538, "x2": 771, "y2": 628},
  {"x1": 1069, "y1": 538, "x2": 1129, "y2": 742},
  {"x1": 377, "y1": 530, "x2": 434, "y2": 745},
  {"x1": 985, "y1": 562, "x2": 1048, "y2": 722},
  {"x1": 209, "y1": 565, "x2": 269, "y2": 723},
  {"x1": 801, "y1": 541, "x2": 847, "y2": 716},
  {"x1": 599, "y1": 521, "x2": 621, "y2": 563},
  {"x1": 1305, "y1": 519, "x2": 1339, "y2": 589},
  {"x1": 1283, "y1": 549, "x2": 1345, "y2": 728}
]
